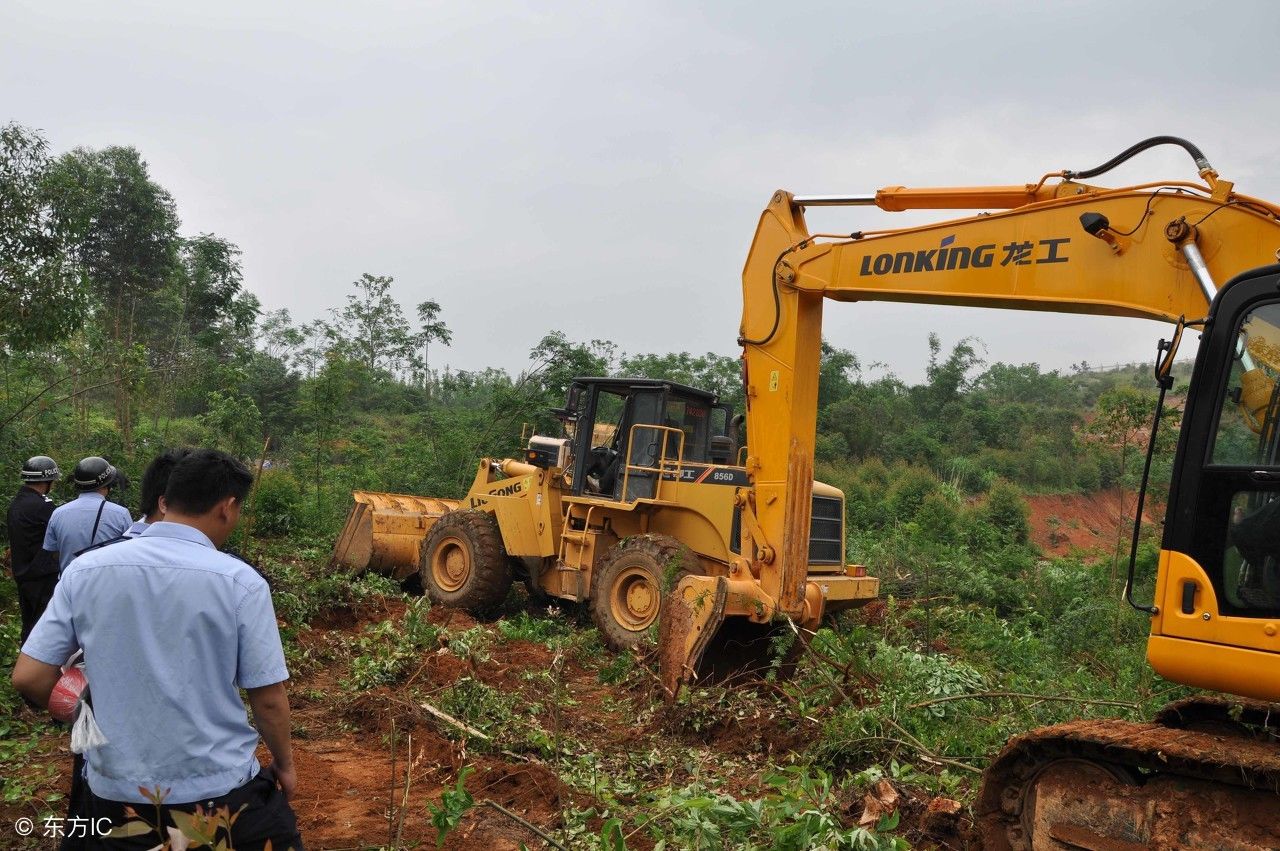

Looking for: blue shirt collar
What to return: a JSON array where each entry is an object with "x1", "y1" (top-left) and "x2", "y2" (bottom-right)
[
  {"x1": 75, "y1": 491, "x2": 106, "y2": 502},
  {"x1": 137, "y1": 520, "x2": 217, "y2": 550}
]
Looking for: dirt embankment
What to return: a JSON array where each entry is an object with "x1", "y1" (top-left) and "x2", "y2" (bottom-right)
[{"x1": 1025, "y1": 490, "x2": 1160, "y2": 559}]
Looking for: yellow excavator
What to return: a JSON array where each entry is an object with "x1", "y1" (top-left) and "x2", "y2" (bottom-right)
[
  {"x1": 657, "y1": 136, "x2": 1280, "y2": 848},
  {"x1": 333, "y1": 136, "x2": 1280, "y2": 846}
]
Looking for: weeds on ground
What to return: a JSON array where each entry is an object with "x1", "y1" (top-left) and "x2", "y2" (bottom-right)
[
  {"x1": 564, "y1": 764, "x2": 907, "y2": 850},
  {"x1": 0, "y1": 604, "x2": 64, "y2": 825},
  {"x1": 426, "y1": 765, "x2": 475, "y2": 847},
  {"x1": 342, "y1": 597, "x2": 437, "y2": 690}
]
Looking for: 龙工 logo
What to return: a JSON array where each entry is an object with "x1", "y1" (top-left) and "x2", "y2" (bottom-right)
[{"x1": 858, "y1": 234, "x2": 1071, "y2": 276}]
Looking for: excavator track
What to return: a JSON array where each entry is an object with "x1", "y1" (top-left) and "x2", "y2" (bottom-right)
[{"x1": 975, "y1": 707, "x2": 1280, "y2": 850}]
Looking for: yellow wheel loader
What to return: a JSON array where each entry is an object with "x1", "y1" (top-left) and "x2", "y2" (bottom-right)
[{"x1": 332, "y1": 376, "x2": 877, "y2": 654}]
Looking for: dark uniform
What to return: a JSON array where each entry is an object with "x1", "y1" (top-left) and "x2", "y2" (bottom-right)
[{"x1": 7, "y1": 485, "x2": 58, "y2": 643}]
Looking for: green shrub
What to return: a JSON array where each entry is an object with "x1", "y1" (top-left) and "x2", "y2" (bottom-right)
[
  {"x1": 983, "y1": 479, "x2": 1030, "y2": 545},
  {"x1": 886, "y1": 465, "x2": 939, "y2": 522},
  {"x1": 249, "y1": 468, "x2": 305, "y2": 537},
  {"x1": 916, "y1": 490, "x2": 960, "y2": 543}
]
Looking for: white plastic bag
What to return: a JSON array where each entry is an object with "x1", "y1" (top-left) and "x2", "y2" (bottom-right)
[{"x1": 70, "y1": 700, "x2": 109, "y2": 753}]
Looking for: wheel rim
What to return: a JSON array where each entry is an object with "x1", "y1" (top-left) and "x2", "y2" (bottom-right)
[
  {"x1": 431, "y1": 535, "x2": 471, "y2": 592},
  {"x1": 609, "y1": 564, "x2": 660, "y2": 631}
]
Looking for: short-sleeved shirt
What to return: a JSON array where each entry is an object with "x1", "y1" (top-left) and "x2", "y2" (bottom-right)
[
  {"x1": 6, "y1": 486, "x2": 57, "y2": 580},
  {"x1": 22, "y1": 521, "x2": 289, "y2": 804},
  {"x1": 122, "y1": 519, "x2": 149, "y2": 538},
  {"x1": 42, "y1": 492, "x2": 132, "y2": 573}
]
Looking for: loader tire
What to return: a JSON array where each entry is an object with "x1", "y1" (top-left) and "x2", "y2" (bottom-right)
[
  {"x1": 591, "y1": 534, "x2": 699, "y2": 652},
  {"x1": 419, "y1": 510, "x2": 512, "y2": 613}
]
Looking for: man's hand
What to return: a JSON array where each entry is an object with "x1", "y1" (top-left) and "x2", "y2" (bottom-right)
[
  {"x1": 246, "y1": 682, "x2": 295, "y2": 801},
  {"x1": 272, "y1": 761, "x2": 297, "y2": 801}
]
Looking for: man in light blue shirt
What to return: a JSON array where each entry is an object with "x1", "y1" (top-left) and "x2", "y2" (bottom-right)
[
  {"x1": 13, "y1": 449, "x2": 302, "y2": 849},
  {"x1": 122, "y1": 448, "x2": 191, "y2": 539},
  {"x1": 42, "y1": 456, "x2": 131, "y2": 572}
]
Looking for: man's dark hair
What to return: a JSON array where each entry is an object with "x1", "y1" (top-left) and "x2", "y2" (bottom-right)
[
  {"x1": 163, "y1": 449, "x2": 253, "y2": 515},
  {"x1": 139, "y1": 448, "x2": 193, "y2": 518}
]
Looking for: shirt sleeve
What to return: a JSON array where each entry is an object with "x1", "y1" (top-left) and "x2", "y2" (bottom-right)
[
  {"x1": 235, "y1": 581, "x2": 289, "y2": 689},
  {"x1": 103, "y1": 505, "x2": 131, "y2": 538},
  {"x1": 42, "y1": 514, "x2": 59, "y2": 552},
  {"x1": 22, "y1": 577, "x2": 78, "y2": 667}
]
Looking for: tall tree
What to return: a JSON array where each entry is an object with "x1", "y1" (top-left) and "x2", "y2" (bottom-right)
[
  {"x1": 0, "y1": 123, "x2": 86, "y2": 352},
  {"x1": 414, "y1": 299, "x2": 452, "y2": 386},
  {"x1": 46, "y1": 146, "x2": 181, "y2": 447},
  {"x1": 332, "y1": 273, "x2": 413, "y2": 373}
]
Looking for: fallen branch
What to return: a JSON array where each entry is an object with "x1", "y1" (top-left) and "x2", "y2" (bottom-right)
[
  {"x1": 856, "y1": 734, "x2": 985, "y2": 776},
  {"x1": 783, "y1": 617, "x2": 860, "y2": 709},
  {"x1": 907, "y1": 691, "x2": 1139, "y2": 712},
  {"x1": 421, "y1": 701, "x2": 491, "y2": 741},
  {"x1": 482, "y1": 799, "x2": 567, "y2": 850},
  {"x1": 881, "y1": 716, "x2": 983, "y2": 775}
]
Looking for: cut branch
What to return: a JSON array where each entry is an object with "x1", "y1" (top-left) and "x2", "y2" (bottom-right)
[
  {"x1": 420, "y1": 701, "x2": 491, "y2": 741},
  {"x1": 907, "y1": 692, "x2": 1139, "y2": 712},
  {"x1": 482, "y1": 799, "x2": 567, "y2": 851}
]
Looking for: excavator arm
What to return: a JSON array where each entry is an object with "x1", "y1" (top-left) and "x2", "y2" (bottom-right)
[{"x1": 661, "y1": 138, "x2": 1280, "y2": 695}]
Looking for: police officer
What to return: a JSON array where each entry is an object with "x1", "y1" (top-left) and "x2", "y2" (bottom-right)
[
  {"x1": 15, "y1": 449, "x2": 303, "y2": 850},
  {"x1": 42, "y1": 457, "x2": 131, "y2": 574},
  {"x1": 6, "y1": 456, "x2": 60, "y2": 644}
]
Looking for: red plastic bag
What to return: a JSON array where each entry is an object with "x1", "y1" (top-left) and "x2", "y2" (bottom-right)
[{"x1": 48, "y1": 666, "x2": 87, "y2": 723}]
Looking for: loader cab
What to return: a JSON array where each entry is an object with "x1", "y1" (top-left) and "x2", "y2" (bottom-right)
[{"x1": 559, "y1": 377, "x2": 734, "y2": 501}]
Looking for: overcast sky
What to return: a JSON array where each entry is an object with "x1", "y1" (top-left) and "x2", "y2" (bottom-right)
[{"x1": 6, "y1": 1, "x2": 1279, "y2": 382}]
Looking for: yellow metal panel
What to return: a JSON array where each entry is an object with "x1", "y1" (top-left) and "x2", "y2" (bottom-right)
[
  {"x1": 1150, "y1": 549, "x2": 1280, "y2": 653},
  {"x1": 330, "y1": 490, "x2": 460, "y2": 579},
  {"x1": 808, "y1": 575, "x2": 879, "y2": 603},
  {"x1": 1147, "y1": 635, "x2": 1280, "y2": 702}
]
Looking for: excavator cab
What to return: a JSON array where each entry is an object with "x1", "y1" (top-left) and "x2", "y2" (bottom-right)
[{"x1": 1154, "y1": 263, "x2": 1280, "y2": 697}]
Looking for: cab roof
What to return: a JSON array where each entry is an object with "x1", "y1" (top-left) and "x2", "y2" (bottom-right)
[{"x1": 571, "y1": 376, "x2": 719, "y2": 404}]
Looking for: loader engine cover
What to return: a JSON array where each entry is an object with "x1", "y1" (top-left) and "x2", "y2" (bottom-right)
[{"x1": 526, "y1": 436, "x2": 570, "y2": 469}]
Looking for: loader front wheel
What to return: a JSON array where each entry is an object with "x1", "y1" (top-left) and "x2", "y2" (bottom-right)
[
  {"x1": 419, "y1": 510, "x2": 512, "y2": 612},
  {"x1": 591, "y1": 535, "x2": 698, "y2": 652}
]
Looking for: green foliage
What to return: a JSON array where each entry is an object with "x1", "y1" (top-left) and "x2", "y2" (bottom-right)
[
  {"x1": 885, "y1": 465, "x2": 939, "y2": 522},
  {"x1": 588, "y1": 766, "x2": 907, "y2": 851},
  {"x1": 428, "y1": 765, "x2": 475, "y2": 847},
  {"x1": 249, "y1": 468, "x2": 306, "y2": 537},
  {"x1": 982, "y1": 479, "x2": 1031, "y2": 545},
  {"x1": 497, "y1": 610, "x2": 575, "y2": 645},
  {"x1": 342, "y1": 598, "x2": 439, "y2": 690},
  {"x1": 0, "y1": 123, "x2": 87, "y2": 350}
]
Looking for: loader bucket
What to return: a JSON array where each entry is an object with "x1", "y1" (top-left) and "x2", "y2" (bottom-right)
[
  {"x1": 658, "y1": 575, "x2": 791, "y2": 701},
  {"x1": 329, "y1": 490, "x2": 461, "y2": 580}
]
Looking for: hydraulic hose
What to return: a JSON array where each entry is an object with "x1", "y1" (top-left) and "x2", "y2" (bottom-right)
[{"x1": 1064, "y1": 136, "x2": 1213, "y2": 181}]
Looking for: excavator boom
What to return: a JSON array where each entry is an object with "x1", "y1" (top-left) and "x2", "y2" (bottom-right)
[{"x1": 661, "y1": 137, "x2": 1280, "y2": 848}]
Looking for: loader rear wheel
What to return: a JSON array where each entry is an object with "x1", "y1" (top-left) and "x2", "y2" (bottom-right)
[
  {"x1": 419, "y1": 510, "x2": 512, "y2": 612},
  {"x1": 591, "y1": 535, "x2": 698, "y2": 652}
]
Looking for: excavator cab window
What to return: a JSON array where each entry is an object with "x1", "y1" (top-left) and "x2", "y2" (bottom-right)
[
  {"x1": 1210, "y1": 300, "x2": 1280, "y2": 613},
  {"x1": 1168, "y1": 268, "x2": 1280, "y2": 618}
]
